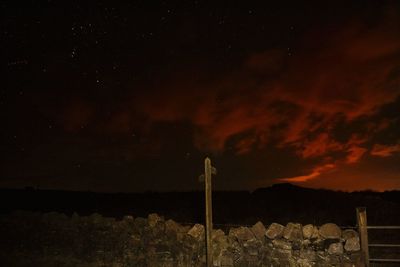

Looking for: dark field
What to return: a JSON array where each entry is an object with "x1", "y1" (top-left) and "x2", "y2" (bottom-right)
[{"x1": 2, "y1": 183, "x2": 400, "y2": 226}]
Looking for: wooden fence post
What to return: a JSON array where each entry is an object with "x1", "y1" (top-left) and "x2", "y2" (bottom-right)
[{"x1": 357, "y1": 207, "x2": 370, "y2": 267}]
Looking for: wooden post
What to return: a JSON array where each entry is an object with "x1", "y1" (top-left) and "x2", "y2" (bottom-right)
[
  {"x1": 204, "y1": 157, "x2": 213, "y2": 267},
  {"x1": 357, "y1": 207, "x2": 370, "y2": 267}
]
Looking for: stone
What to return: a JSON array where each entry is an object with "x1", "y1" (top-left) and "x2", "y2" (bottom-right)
[
  {"x1": 271, "y1": 248, "x2": 292, "y2": 259},
  {"x1": 165, "y1": 219, "x2": 179, "y2": 233},
  {"x1": 243, "y1": 238, "x2": 262, "y2": 256},
  {"x1": 214, "y1": 237, "x2": 229, "y2": 257},
  {"x1": 300, "y1": 248, "x2": 317, "y2": 261},
  {"x1": 283, "y1": 222, "x2": 303, "y2": 241},
  {"x1": 178, "y1": 225, "x2": 191, "y2": 233},
  {"x1": 213, "y1": 229, "x2": 228, "y2": 252},
  {"x1": 123, "y1": 215, "x2": 134, "y2": 222},
  {"x1": 311, "y1": 226, "x2": 320, "y2": 239},
  {"x1": 251, "y1": 221, "x2": 266, "y2": 241},
  {"x1": 148, "y1": 250, "x2": 174, "y2": 266},
  {"x1": 88, "y1": 213, "x2": 103, "y2": 224},
  {"x1": 148, "y1": 213, "x2": 163, "y2": 227},
  {"x1": 215, "y1": 249, "x2": 234, "y2": 266},
  {"x1": 342, "y1": 229, "x2": 358, "y2": 240},
  {"x1": 265, "y1": 223, "x2": 285, "y2": 239},
  {"x1": 272, "y1": 239, "x2": 292, "y2": 250},
  {"x1": 220, "y1": 256, "x2": 234, "y2": 266},
  {"x1": 297, "y1": 258, "x2": 314, "y2": 267},
  {"x1": 134, "y1": 217, "x2": 147, "y2": 228},
  {"x1": 319, "y1": 223, "x2": 341, "y2": 239},
  {"x1": 181, "y1": 234, "x2": 198, "y2": 251},
  {"x1": 165, "y1": 219, "x2": 180, "y2": 239},
  {"x1": 177, "y1": 225, "x2": 191, "y2": 242},
  {"x1": 328, "y1": 242, "x2": 344, "y2": 255},
  {"x1": 212, "y1": 229, "x2": 225, "y2": 240},
  {"x1": 228, "y1": 240, "x2": 244, "y2": 264},
  {"x1": 344, "y1": 237, "x2": 360, "y2": 252},
  {"x1": 311, "y1": 238, "x2": 325, "y2": 251},
  {"x1": 229, "y1": 226, "x2": 255, "y2": 242},
  {"x1": 71, "y1": 212, "x2": 80, "y2": 221},
  {"x1": 327, "y1": 253, "x2": 342, "y2": 265},
  {"x1": 302, "y1": 224, "x2": 314, "y2": 239},
  {"x1": 130, "y1": 232, "x2": 141, "y2": 247},
  {"x1": 103, "y1": 216, "x2": 116, "y2": 224},
  {"x1": 2, "y1": 211, "x2": 366, "y2": 267},
  {"x1": 42, "y1": 212, "x2": 68, "y2": 227},
  {"x1": 187, "y1": 223, "x2": 205, "y2": 241},
  {"x1": 292, "y1": 240, "x2": 303, "y2": 250}
]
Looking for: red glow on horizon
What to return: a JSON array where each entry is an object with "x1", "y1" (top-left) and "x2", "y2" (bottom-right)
[{"x1": 279, "y1": 163, "x2": 336, "y2": 183}]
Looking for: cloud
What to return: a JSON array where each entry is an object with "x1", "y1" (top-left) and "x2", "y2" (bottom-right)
[
  {"x1": 278, "y1": 134, "x2": 369, "y2": 183},
  {"x1": 344, "y1": 135, "x2": 369, "y2": 164},
  {"x1": 346, "y1": 146, "x2": 368, "y2": 164},
  {"x1": 60, "y1": 11, "x2": 400, "y2": 186},
  {"x1": 132, "y1": 13, "x2": 400, "y2": 160},
  {"x1": 278, "y1": 163, "x2": 336, "y2": 183},
  {"x1": 296, "y1": 133, "x2": 344, "y2": 158},
  {"x1": 371, "y1": 143, "x2": 400, "y2": 157},
  {"x1": 293, "y1": 158, "x2": 400, "y2": 192}
]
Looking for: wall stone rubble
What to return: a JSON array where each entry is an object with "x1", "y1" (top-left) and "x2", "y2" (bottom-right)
[{"x1": 0, "y1": 211, "x2": 363, "y2": 266}]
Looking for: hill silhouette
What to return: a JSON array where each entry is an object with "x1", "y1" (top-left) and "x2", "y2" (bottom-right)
[{"x1": 1, "y1": 183, "x2": 400, "y2": 226}]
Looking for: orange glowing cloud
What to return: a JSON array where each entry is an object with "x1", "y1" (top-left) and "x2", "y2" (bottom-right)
[
  {"x1": 346, "y1": 146, "x2": 368, "y2": 164},
  {"x1": 133, "y1": 13, "x2": 400, "y2": 159},
  {"x1": 279, "y1": 136, "x2": 369, "y2": 184},
  {"x1": 371, "y1": 144, "x2": 400, "y2": 157},
  {"x1": 279, "y1": 163, "x2": 336, "y2": 183},
  {"x1": 296, "y1": 133, "x2": 344, "y2": 159},
  {"x1": 295, "y1": 156, "x2": 400, "y2": 192},
  {"x1": 57, "y1": 11, "x2": 400, "y2": 191},
  {"x1": 343, "y1": 135, "x2": 369, "y2": 164}
]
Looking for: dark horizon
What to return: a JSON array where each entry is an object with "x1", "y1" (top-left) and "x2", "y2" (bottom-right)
[
  {"x1": 1, "y1": 181, "x2": 399, "y2": 194},
  {"x1": 2, "y1": 182, "x2": 400, "y2": 227}
]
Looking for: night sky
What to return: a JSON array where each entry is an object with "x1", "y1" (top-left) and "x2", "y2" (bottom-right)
[{"x1": 2, "y1": 1, "x2": 400, "y2": 192}]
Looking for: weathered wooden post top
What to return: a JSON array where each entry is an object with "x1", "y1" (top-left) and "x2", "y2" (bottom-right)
[{"x1": 199, "y1": 157, "x2": 217, "y2": 267}]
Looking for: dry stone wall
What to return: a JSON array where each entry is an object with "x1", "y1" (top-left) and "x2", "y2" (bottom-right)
[{"x1": 0, "y1": 211, "x2": 362, "y2": 266}]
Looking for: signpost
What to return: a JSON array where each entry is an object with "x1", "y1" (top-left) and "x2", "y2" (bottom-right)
[{"x1": 199, "y1": 157, "x2": 217, "y2": 267}]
